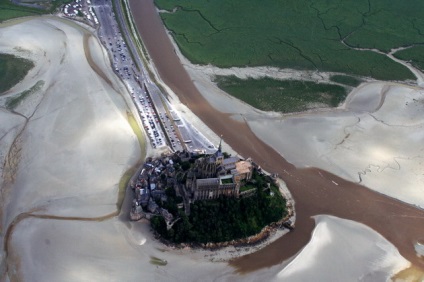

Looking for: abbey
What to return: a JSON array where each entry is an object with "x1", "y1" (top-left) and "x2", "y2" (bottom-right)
[
  {"x1": 185, "y1": 141, "x2": 253, "y2": 201},
  {"x1": 130, "y1": 139, "x2": 257, "y2": 221}
]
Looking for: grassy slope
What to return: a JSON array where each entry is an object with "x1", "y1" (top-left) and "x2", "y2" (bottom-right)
[
  {"x1": 0, "y1": 0, "x2": 43, "y2": 21},
  {"x1": 0, "y1": 54, "x2": 34, "y2": 94},
  {"x1": 0, "y1": 0, "x2": 74, "y2": 95},
  {"x1": 215, "y1": 76, "x2": 347, "y2": 113},
  {"x1": 393, "y1": 46, "x2": 424, "y2": 72},
  {"x1": 0, "y1": 0, "x2": 72, "y2": 22},
  {"x1": 154, "y1": 0, "x2": 423, "y2": 81},
  {"x1": 5, "y1": 80, "x2": 44, "y2": 109},
  {"x1": 330, "y1": 75, "x2": 362, "y2": 87}
]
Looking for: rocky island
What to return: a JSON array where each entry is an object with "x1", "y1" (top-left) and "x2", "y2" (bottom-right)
[{"x1": 130, "y1": 142, "x2": 291, "y2": 246}]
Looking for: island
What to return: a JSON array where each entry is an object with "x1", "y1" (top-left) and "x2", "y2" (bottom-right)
[{"x1": 130, "y1": 141, "x2": 291, "y2": 245}]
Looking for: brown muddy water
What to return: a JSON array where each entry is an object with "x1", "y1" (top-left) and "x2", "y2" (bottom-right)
[{"x1": 129, "y1": 0, "x2": 424, "y2": 273}]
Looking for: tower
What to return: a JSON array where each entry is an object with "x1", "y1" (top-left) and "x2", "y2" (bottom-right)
[{"x1": 215, "y1": 135, "x2": 224, "y2": 165}]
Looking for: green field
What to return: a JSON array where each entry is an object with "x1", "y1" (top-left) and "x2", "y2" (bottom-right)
[
  {"x1": 393, "y1": 46, "x2": 424, "y2": 72},
  {"x1": 214, "y1": 76, "x2": 347, "y2": 113},
  {"x1": 330, "y1": 75, "x2": 362, "y2": 87},
  {"x1": 5, "y1": 80, "x2": 44, "y2": 109},
  {"x1": 0, "y1": 0, "x2": 72, "y2": 94},
  {"x1": 155, "y1": 0, "x2": 424, "y2": 81},
  {"x1": 0, "y1": 0, "x2": 71, "y2": 22},
  {"x1": 0, "y1": 0, "x2": 43, "y2": 22},
  {"x1": 0, "y1": 54, "x2": 34, "y2": 95}
]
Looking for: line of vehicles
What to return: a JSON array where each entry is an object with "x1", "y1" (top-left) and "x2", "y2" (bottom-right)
[
  {"x1": 136, "y1": 93, "x2": 169, "y2": 148},
  {"x1": 91, "y1": 0, "x2": 216, "y2": 153},
  {"x1": 94, "y1": 0, "x2": 174, "y2": 150}
]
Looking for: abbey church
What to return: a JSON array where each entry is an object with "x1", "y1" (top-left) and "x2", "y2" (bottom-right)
[{"x1": 185, "y1": 141, "x2": 253, "y2": 201}]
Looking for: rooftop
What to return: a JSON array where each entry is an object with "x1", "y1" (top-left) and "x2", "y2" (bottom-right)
[
  {"x1": 219, "y1": 175, "x2": 234, "y2": 184},
  {"x1": 236, "y1": 160, "x2": 252, "y2": 174},
  {"x1": 196, "y1": 178, "x2": 219, "y2": 186},
  {"x1": 222, "y1": 157, "x2": 239, "y2": 165}
]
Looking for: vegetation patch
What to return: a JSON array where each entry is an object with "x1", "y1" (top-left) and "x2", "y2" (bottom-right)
[
  {"x1": 149, "y1": 256, "x2": 168, "y2": 266},
  {"x1": 0, "y1": 0, "x2": 72, "y2": 22},
  {"x1": 127, "y1": 111, "x2": 145, "y2": 152},
  {"x1": 5, "y1": 80, "x2": 44, "y2": 109},
  {"x1": 0, "y1": 0, "x2": 42, "y2": 22},
  {"x1": 0, "y1": 53, "x2": 34, "y2": 95},
  {"x1": 151, "y1": 170, "x2": 287, "y2": 244},
  {"x1": 214, "y1": 75, "x2": 347, "y2": 113},
  {"x1": 117, "y1": 113, "x2": 145, "y2": 211},
  {"x1": 330, "y1": 75, "x2": 362, "y2": 87},
  {"x1": 393, "y1": 46, "x2": 424, "y2": 73},
  {"x1": 220, "y1": 177, "x2": 233, "y2": 184},
  {"x1": 240, "y1": 183, "x2": 255, "y2": 192},
  {"x1": 117, "y1": 166, "x2": 136, "y2": 211},
  {"x1": 154, "y1": 0, "x2": 420, "y2": 81}
]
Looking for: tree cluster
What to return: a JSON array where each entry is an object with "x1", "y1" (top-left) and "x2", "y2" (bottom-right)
[{"x1": 151, "y1": 173, "x2": 287, "y2": 244}]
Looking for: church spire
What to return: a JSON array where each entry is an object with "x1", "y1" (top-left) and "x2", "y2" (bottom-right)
[
  {"x1": 218, "y1": 135, "x2": 223, "y2": 152},
  {"x1": 214, "y1": 135, "x2": 224, "y2": 165}
]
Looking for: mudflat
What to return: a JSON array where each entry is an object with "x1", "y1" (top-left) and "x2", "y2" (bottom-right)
[{"x1": 129, "y1": 0, "x2": 424, "y2": 272}]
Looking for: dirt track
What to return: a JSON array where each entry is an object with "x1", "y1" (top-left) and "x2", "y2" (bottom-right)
[{"x1": 129, "y1": 0, "x2": 424, "y2": 272}]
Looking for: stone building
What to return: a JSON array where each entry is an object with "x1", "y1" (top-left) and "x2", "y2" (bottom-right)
[{"x1": 186, "y1": 140, "x2": 253, "y2": 201}]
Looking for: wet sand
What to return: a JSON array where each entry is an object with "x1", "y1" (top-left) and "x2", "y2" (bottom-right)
[{"x1": 129, "y1": 0, "x2": 424, "y2": 272}]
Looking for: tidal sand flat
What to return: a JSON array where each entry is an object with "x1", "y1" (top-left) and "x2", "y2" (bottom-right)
[
  {"x1": 11, "y1": 218, "x2": 237, "y2": 282},
  {"x1": 0, "y1": 16, "x2": 142, "y2": 279},
  {"x1": 248, "y1": 83, "x2": 424, "y2": 209},
  {"x1": 276, "y1": 215, "x2": 410, "y2": 281},
  {"x1": 0, "y1": 17, "x2": 141, "y2": 221}
]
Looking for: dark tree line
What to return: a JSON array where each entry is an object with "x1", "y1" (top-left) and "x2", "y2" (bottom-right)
[{"x1": 151, "y1": 175, "x2": 287, "y2": 244}]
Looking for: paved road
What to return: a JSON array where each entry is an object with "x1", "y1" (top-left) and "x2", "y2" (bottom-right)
[{"x1": 90, "y1": 0, "x2": 215, "y2": 153}]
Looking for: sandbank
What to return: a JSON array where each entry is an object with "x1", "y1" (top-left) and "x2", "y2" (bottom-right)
[
  {"x1": 276, "y1": 215, "x2": 410, "y2": 281},
  {"x1": 0, "y1": 16, "x2": 141, "y2": 222}
]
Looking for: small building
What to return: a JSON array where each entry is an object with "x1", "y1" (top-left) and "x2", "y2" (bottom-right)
[
  {"x1": 150, "y1": 183, "x2": 156, "y2": 191},
  {"x1": 234, "y1": 160, "x2": 253, "y2": 182},
  {"x1": 147, "y1": 198, "x2": 158, "y2": 213}
]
